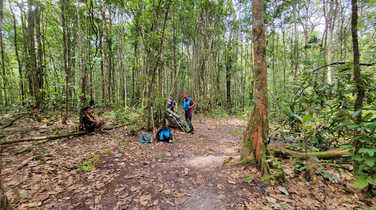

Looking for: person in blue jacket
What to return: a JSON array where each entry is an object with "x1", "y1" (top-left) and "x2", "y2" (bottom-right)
[{"x1": 183, "y1": 94, "x2": 195, "y2": 134}]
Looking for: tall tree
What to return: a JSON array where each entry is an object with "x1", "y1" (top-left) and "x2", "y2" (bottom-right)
[
  {"x1": 9, "y1": 3, "x2": 25, "y2": 104},
  {"x1": 0, "y1": 0, "x2": 6, "y2": 106},
  {"x1": 351, "y1": 0, "x2": 364, "y2": 172},
  {"x1": 61, "y1": 0, "x2": 69, "y2": 121},
  {"x1": 28, "y1": 0, "x2": 41, "y2": 108},
  {"x1": 326, "y1": 0, "x2": 338, "y2": 85},
  {"x1": 101, "y1": 4, "x2": 110, "y2": 109},
  {"x1": 241, "y1": 0, "x2": 269, "y2": 175}
]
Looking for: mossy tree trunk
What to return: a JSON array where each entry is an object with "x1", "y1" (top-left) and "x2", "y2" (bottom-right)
[{"x1": 240, "y1": 0, "x2": 269, "y2": 175}]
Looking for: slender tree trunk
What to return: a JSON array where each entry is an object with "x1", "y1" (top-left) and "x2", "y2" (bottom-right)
[
  {"x1": 28, "y1": 0, "x2": 39, "y2": 108},
  {"x1": 241, "y1": 0, "x2": 270, "y2": 175},
  {"x1": 0, "y1": 0, "x2": 6, "y2": 106},
  {"x1": 146, "y1": 3, "x2": 169, "y2": 130},
  {"x1": 226, "y1": 41, "x2": 232, "y2": 111},
  {"x1": 10, "y1": 5, "x2": 25, "y2": 104},
  {"x1": 0, "y1": 0, "x2": 3, "y2": 106},
  {"x1": 77, "y1": 5, "x2": 86, "y2": 104},
  {"x1": 282, "y1": 29, "x2": 287, "y2": 91},
  {"x1": 327, "y1": 0, "x2": 338, "y2": 86},
  {"x1": 351, "y1": 0, "x2": 364, "y2": 172},
  {"x1": 61, "y1": 0, "x2": 69, "y2": 122},
  {"x1": 132, "y1": 15, "x2": 139, "y2": 106},
  {"x1": 101, "y1": 4, "x2": 110, "y2": 109},
  {"x1": 35, "y1": 4, "x2": 44, "y2": 108},
  {"x1": 0, "y1": 0, "x2": 12, "y2": 205},
  {"x1": 293, "y1": 3, "x2": 299, "y2": 77}
]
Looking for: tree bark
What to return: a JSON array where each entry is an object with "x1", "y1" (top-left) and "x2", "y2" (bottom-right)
[
  {"x1": 226, "y1": 41, "x2": 232, "y2": 111},
  {"x1": 326, "y1": 0, "x2": 338, "y2": 85},
  {"x1": 77, "y1": 5, "x2": 86, "y2": 104},
  {"x1": 0, "y1": 0, "x2": 6, "y2": 106},
  {"x1": 61, "y1": 0, "x2": 69, "y2": 123},
  {"x1": 241, "y1": 0, "x2": 269, "y2": 175},
  {"x1": 270, "y1": 145, "x2": 351, "y2": 159},
  {"x1": 101, "y1": 4, "x2": 110, "y2": 109},
  {"x1": 351, "y1": 0, "x2": 365, "y2": 173},
  {"x1": 35, "y1": 4, "x2": 44, "y2": 108},
  {"x1": 10, "y1": 5, "x2": 25, "y2": 104}
]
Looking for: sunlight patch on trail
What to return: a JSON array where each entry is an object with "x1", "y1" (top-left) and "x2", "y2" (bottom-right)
[{"x1": 186, "y1": 155, "x2": 228, "y2": 169}]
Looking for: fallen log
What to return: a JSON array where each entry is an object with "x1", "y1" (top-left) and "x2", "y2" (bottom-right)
[
  {"x1": 0, "y1": 124, "x2": 126, "y2": 146},
  {"x1": 269, "y1": 145, "x2": 352, "y2": 159},
  {"x1": 1, "y1": 113, "x2": 28, "y2": 129},
  {"x1": 0, "y1": 131, "x2": 88, "y2": 145}
]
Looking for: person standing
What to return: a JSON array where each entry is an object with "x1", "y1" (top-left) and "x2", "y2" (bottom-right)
[
  {"x1": 167, "y1": 96, "x2": 177, "y2": 112},
  {"x1": 183, "y1": 94, "x2": 195, "y2": 134}
]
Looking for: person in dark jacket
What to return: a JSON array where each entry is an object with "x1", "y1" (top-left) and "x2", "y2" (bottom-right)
[
  {"x1": 167, "y1": 96, "x2": 177, "y2": 112},
  {"x1": 80, "y1": 106, "x2": 104, "y2": 132},
  {"x1": 183, "y1": 94, "x2": 195, "y2": 134}
]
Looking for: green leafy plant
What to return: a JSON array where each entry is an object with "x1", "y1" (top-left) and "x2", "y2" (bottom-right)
[
  {"x1": 243, "y1": 173, "x2": 255, "y2": 185},
  {"x1": 103, "y1": 150, "x2": 113, "y2": 155},
  {"x1": 77, "y1": 154, "x2": 100, "y2": 172}
]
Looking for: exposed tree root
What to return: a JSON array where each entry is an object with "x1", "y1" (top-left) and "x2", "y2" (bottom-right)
[
  {"x1": 0, "y1": 124, "x2": 126, "y2": 146},
  {"x1": 1, "y1": 113, "x2": 28, "y2": 129},
  {"x1": 269, "y1": 145, "x2": 352, "y2": 159}
]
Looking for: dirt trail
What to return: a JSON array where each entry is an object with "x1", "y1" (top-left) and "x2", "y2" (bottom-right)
[{"x1": 1, "y1": 116, "x2": 374, "y2": 209}]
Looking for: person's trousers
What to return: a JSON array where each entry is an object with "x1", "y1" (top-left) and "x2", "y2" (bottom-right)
[{"x1": 185, "y1": 111, "x2": 194, "y2": 132}]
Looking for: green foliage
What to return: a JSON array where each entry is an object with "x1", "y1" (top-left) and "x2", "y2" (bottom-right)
[
  {"x1": 209, "y1": 106, "x2": 230, "y2": 118},
  {"x1": 271, "y1": 160, "x2": 286, "y2": 183},
  {"x1": 321, "y1": 172, "x2": 339, "y2": 182},
  {"x1": 103, "y1": 150, "x2": 113, "y2": 155},
  {"x1": 225, "y1": 128, "x2": 243, "y2": 136},
  {"x1": 261, "y1": 174, "x2": 274, "y2": 184},
  {"x1": 243, "y1": 173, "x2": 255, "y2": 185},
  {"x1": 113, "y1": 107, "x2": 146, "y2": 135},
  {"x1": 76, "y1": 154, "x2": 100, "y2": 172},
  {"x1": 276, "y1": 65, "x2": 376, "y2": 189},
  {"x1": 20, "y1": 193, "x2": 29, "y2": 199}
]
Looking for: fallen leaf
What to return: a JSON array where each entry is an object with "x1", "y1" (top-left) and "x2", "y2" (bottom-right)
[
  {"x1": 140, "y1": 194, "x2": 152, "y2": 206},
  {"x1": 277, "y1": 186, "x2": 289, "y2": 195}
]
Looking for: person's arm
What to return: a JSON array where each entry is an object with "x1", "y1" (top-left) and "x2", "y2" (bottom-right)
[{"x1": 189, "y1": 100, "x2": 195, "y2": 109}]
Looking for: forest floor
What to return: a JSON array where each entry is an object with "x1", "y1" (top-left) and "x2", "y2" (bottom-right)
[{"x1": 1, "y1": 113, "x2": 375, "y2": 209}]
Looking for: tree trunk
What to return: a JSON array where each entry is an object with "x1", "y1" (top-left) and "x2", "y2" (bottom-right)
[
  {"x1": 226, "y1": 41, "x2": 232, "y2": 112},
  {"x1": 61, "y1": 0, "x2": 69, "y2": 122},
  {"x1": 351, "y1": 0, "x2": 365, "y2": 173},
  {"x1": 77, "y1": 5, "x2": 86, "y2": 104},
  {"x1": 132, "y1": 16, "x2": 139, "y2": 106},
  {"x1": 10, "y1": 5, "x2": 25, "y2": 104},
  {"x1": 146, "y1": 4, "x2": 169, "y2": 131},
  {"x1": 35, "y1": 4, "x2": 44, "y2": 108},
  {"x1": 241, "y1": 0, "x2": 270, "y2": 175},
  {"x1": 28, "y1": 0, "x2": 40, "y2": 109},
  {"x1": 0, "y1": 0, "x2": 6, "y2": 106},
  {"x1": 327, "y1": 0, "x2": 338, "y2": 85},
  {"x1": 282, "y1": 29, "x2": 287, "y2": 91},
  {"x1": 101, "y1": 5, "x2": 110, "y2": 109}
]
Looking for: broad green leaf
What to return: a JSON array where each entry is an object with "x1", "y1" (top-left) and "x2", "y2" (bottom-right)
[
  {"x1": 20, "y1": 193, "x2": 29, "y2": 198},
  {"x1": 352, "y1": 110, "x2": 362, "y2": 119},
  {"x1": 302, "y1": 114, "x2": 312, "y2": 123},
  {"x1": 359, "y1": 148, "x2": 376, "y2": 157},
  {"x1": 354, "y1": 176, "x2": 369, "y2": 189},
  {"x1": 365, "y1": 158, "x2": 375, "y2": 167}
]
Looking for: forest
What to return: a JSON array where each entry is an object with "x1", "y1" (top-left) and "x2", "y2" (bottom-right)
[{"x1": 0, "y1": 0, "x2": 375, "y2": 209}]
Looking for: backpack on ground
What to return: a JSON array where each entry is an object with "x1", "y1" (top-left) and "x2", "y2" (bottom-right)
[{"x1": 156, "y1": 127, "x2": 173, "y2": 142}]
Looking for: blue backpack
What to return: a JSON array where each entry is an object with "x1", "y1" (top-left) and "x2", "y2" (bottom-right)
[
  {"x1": 139, "y1": 134, "x2": 153, "y2": 143},
  {"x1": 156, "y1": 127, "x2": 173, "y2": 142}
]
